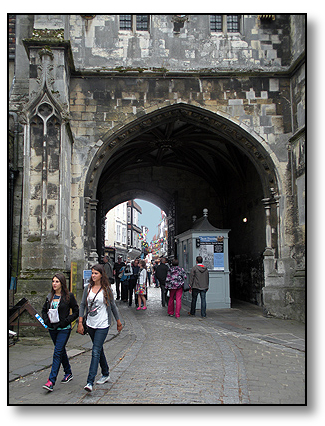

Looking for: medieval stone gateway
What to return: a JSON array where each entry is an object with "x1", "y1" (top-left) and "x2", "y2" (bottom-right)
[{"x1": 9, "y1": 15, "x2": 305, "y2": 327}]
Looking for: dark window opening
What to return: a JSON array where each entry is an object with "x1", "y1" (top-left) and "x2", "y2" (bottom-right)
[
  {"x1": 120, "y1": 15, "x2": 149, "y2": 31},
  {"x1": 227, "y1": 15, "x2": 239, "y2": 32},
  {"x1": 136, "y1": 15, "x2": 149, "y2": 31},
  {"x1": 210, "y1": 15, "x2": 223, "y2": 32},
  {"x1": 120, "y1": 15, "x2": 132, "y2": 30}
]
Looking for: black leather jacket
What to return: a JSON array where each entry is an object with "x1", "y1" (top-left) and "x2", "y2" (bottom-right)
[{"x1": 42, "y1": 292, "x2": 79, "y2": 329}]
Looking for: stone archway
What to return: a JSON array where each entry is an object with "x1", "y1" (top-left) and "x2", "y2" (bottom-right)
[
  {"x1": 83, "y1": 103, "x2": 280, "y2": 306},
  {"x1": 85, "y1": 103, "x2": 278, "y2": 201}
]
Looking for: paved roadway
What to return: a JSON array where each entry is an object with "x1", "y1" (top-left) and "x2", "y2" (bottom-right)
[{"x1": 8, "y1": 286, "x2": 305, "y2": 405}]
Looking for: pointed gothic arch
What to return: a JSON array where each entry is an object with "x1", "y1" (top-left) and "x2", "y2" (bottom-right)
[
  {"x1": 85, "y1": 103, "x2": 279, "y2": 202},
  {"x1": 83, "y1": 103, "x2": 281, "y2": 301}
]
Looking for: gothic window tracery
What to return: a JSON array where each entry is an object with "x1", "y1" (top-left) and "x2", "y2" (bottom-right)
[{"x1": 28, "y1": 96, "x2": 62, "y2": 235}]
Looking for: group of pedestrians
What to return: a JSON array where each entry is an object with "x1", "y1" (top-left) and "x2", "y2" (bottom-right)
[
  {"x1": 164, "y1": 256, "x2": 209, "y2": 319},
  {"x1": 41, "y1": 263, "x2": 122, "y2": 393},
  {"x1": 113, "y1": 257, "x2": 148, "y2": 308},
  {"x1": 40, "y1": 255, "x2": 209, "y2": 394},
  {"x1": 152, "y1": 256, "x2": 209, "y2": 319}
]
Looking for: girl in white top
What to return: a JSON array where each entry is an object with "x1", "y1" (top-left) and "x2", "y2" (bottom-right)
[
  {"x1": 78, "y1": 264, "x2": 122, "y2": 392},
  {"x1": 135, "y1": 259, "x2": 147, "y2": 310}
]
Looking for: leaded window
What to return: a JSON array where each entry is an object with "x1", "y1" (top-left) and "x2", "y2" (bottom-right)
[
  {"x1": 136, "y1": 15, "x2": 149, "y2": 31},
  {"x1": 227, "y1": 15, "x2": 239, "y2": 32},
  {"x1": 210, "y1": 15, "x2": 222, "y2": 32},
  {"x1": 210, "y1": 15, "x2": 240, "y2": 33},
  {"x1": 120, "y1": 15, "x2": 132, "y2": 30},
  {"x1": 119, "y1": 15, "x2": 149, "y2": 31}
]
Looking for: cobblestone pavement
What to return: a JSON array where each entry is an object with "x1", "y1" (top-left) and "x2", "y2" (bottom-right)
[{"x1": 8, "y1": 287, "x2": 305, "y2": 405}]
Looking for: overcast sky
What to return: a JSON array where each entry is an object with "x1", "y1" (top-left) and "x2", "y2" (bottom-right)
[{"x1": 135, "y1": 199, "x2": 165, "y2": 243}]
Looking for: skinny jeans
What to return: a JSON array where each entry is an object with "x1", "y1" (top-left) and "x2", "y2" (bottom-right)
[
  {"x1": 87, "y1": 326, "x2": 109, "y2": 385},
  {"x1": 48, "y1": 328, "x2": 72, "y2": 385}
]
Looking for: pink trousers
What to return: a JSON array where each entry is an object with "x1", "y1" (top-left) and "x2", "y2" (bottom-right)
[{"x1": 167, "y1": 288, "x2": 183, "y2": 317}]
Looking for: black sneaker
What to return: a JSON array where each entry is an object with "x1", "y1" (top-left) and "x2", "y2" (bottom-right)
[
  {"x1": 61, "y1": 373, "x2": 73, "y2": 383},
  {"x1": 43, "y1": 380, "x2": 54, "y2": 391}
]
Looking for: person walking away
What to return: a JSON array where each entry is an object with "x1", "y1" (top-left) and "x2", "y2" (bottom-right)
[
  {"x1": 155, "y1": 257, "x2": 169, "y2": 307},
  {"x1": 147, "y1": 262, "x2": 152, "y2": 286},
  {"x1": 152, "y1": 260, "x2": 159, "y2": 287},
  {"x1": 135, "y1": 259, "x2": 147, "y2": 310},
  {"x1": 165, "y1": 259, "x2": 186, "y2": 318},
  {"x1": 41, "y1": 273, "x2": 79, "y2": 392},
  {"x1": 103, "y1": 256, "x2": 114, "y2": 283},
  {"x1": 188, "y1": 256, "x2": 209, "y2": 318},
  {"x1": 78, "y1": 264, "x2": 123, "y2": 392},
  {"x1": 119, "y1": 259, "x2": 132, "y2": 302},
  {"x1": 128, "y1": 259, "x2": 140, "y2": 306},
  {"x1": 113, "y1": 256, "x2": 125, "y2": 300}
]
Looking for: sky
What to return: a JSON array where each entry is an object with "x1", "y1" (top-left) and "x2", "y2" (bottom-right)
[{"x1": 134, "y1": 199, "x2": 165, "y2": 243}]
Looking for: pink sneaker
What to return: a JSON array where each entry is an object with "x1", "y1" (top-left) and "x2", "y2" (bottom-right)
[
  {"x1": 142, "y1": 306, "x2": 147, "y2": 310},
  {"x1": 136, "y1": 307, "x2": 141, "y2": 310},
  {"x1": 43, "y1": 380, "x2": 54, "y2": 391}
]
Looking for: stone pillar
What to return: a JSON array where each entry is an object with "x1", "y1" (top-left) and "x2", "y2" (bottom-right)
[
  {"x1": 84, "y1": 197, "x2": 99, "y2": 267},
  {"x1": 15, "y1": 19, "x2": 74, "y2": 317},
  {"x1": 262, "y1": 198, "x2": 276, "y2": 278}
]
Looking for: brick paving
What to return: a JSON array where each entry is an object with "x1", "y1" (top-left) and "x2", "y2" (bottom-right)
[{"x1": 8, "y1": 287, "x2": 305, "y2": 405}]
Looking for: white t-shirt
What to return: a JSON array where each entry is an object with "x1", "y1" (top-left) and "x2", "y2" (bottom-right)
[{"x1": 86, "y1": 289, "x2": 109, "y2": 329}]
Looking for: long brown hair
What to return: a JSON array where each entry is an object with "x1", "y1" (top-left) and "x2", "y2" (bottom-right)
[
  {"x1": 50, "y1": 273, "x2": 70, "y2": 304},
  {"x1": 89, "y1": 263, "x2": 113, "y2": 304}
]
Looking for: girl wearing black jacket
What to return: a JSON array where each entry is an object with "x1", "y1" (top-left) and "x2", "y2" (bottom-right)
[{"x1": 41, "y1": 273, "x2": 79, "y2": 392}]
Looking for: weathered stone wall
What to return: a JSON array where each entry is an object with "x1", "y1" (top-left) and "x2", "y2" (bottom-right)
[
  {"x1": 68, "y1": 71, "x2": 288, "y2": 309},
  {"x1": 68, "y1": 14, "x2": 291, "y2": 72},
  {"x1": 9, "y1": 14, "x2": 306, "y2": 325},
  {"x1": 69, "y1": 74, "x2": 292, "y2": 154}
]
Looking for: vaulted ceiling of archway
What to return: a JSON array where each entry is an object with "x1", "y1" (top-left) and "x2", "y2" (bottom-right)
[
  {"x1": 95, "y1": 105, "x2": 277, "y2": 220},
  {"x1": 98, "y1": 118, "x2": 253, "y2": 200}
]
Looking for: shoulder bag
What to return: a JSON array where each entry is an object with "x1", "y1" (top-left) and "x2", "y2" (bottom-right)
[{"x1": 183, "y1": 280, "x2": 190, "y2": 292}]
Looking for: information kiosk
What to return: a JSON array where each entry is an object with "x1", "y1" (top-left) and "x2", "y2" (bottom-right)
[{"x1": 176, "y1": 209, "x2": 231, "y2": 309}]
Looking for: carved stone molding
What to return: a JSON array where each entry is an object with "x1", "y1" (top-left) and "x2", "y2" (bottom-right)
[{"x1": 87, "y1": 104, "x2": 278, "y2": 199}]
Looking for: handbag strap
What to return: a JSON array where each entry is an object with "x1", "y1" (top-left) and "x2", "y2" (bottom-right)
[{"x1": 86, "y1": 286, "x2": 102, "y2": 316}]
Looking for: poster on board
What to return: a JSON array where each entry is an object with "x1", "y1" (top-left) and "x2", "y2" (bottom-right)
[
  {"x1": 198, "y1": 236, "x2": 224, "y2": 270},
  {"x1": 83, "y1": 270, "x2": 92, "y2": 287}
]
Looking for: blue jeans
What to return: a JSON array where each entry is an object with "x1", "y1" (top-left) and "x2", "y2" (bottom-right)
[
  {"x1": 87, "y1": 326, "x2": 109, "y2": 385},
  {"x1": 48, "y1": 328, "x2": 72, "y2": 385},
  {"x1": 190, "y1": 289, "x2": 207, "y2": 317}
]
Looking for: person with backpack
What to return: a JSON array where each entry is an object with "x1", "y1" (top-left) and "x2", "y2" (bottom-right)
[{"x1": 118, "y1": 258, "x2": 132, "y2": 302}]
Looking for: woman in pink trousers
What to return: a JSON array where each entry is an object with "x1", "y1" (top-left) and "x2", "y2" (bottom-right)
[{"x1": 165, "y1": 259, "x2": 187, "y2": 318}]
